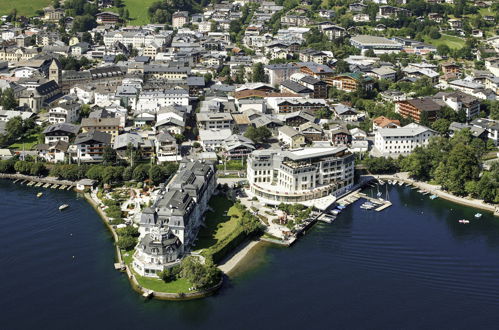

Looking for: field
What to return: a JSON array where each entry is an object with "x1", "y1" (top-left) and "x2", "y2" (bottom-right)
[
  {"x1": 0, "y1": 0, "x2": 52, "y2": 17},
  {"x1": 108, "y1": 0, "x2": 158, "y2": 25},
  {"x1": 194, "y1": 196, "x2": 242, "y2": 251},
  {"x1": 423, "y1": 34, "x2": 465, "y2": 50},
  {"x1": 9, "y1": 133, "x2": 39, "y2": 150}
]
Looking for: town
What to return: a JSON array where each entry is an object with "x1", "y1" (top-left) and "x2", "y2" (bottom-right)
[{"x1": 0, "y1": 0, "x2": 498, "y2": 299}]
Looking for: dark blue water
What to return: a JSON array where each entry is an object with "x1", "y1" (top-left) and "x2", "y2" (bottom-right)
[{"x1": 2, "y1": 180, "x2": 499, "y2": 330}]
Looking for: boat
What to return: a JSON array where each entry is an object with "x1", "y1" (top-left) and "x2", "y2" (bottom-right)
[
  {"x1": 458, "y1": 219, "x2": 470, "y2": 224},
  {"x1": 59, "y1": 204, "x2": 69, "y2": 211},
  {"x1": 475, "y1": 213, "x2": 482, "y2": 218},
  {"x1": 36, "y1": 192, "x2": 43, "y2": 198},
  {"x1": 429, "y1": 194, "x2": 438, "y2": 200},
  {"x1": 378, "y1": 180, "x2": 385, "y2": 185},
  {"x1": 398, "y1": 181, "x2": 404, "y2": 186},
  {"x1": 330, "y1": 209, "x2": 340, "y2": 216}
]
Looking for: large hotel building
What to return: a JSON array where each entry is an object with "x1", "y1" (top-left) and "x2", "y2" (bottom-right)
[{"x1": 247, "y1": 147, "x2": 355, "y2": 204}]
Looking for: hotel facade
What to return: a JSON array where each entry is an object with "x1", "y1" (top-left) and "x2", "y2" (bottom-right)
[{"x1": 247, "y1": 147, "x2": 355, "y2": 204}]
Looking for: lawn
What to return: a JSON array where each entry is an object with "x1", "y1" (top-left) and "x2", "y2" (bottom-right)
[
  {"x1": 423, "y1": 34, "x2": 465, "y2": 50},
  {"x1": 194, "y1": 196, "x2": 242, "y2": 251},
  {"x1": 108, "y1": 0, "x2": 159, "y2": 25},
  {"x1": 216, "y1": 159, "x2": 246, "y2": 171},
  {"x1": 122, "y1": 250, "x2": 192, "y2": 293},
  {"x1": 0, "y1": 0, "x2": 52, "y2": 17},
  {"x1": 8, "y1": 133, "x2": 39, "y2": 150}
]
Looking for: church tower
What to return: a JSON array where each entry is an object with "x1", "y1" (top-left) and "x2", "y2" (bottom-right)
[{"x1": 48, "y1": 58, "x2": 62, "y2": 85}]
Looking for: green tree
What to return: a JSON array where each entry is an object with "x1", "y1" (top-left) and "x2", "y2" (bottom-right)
[
  {"x1": 103, "y1": 146, "x2": 117, "y2": 165},
  {"x1": 251, "y1": 62, "x2": 266, "y2": 83},
  {"x1": 117, "y1": 236, "x2": 137, "y2": 250},
  {"x1": 0, "y1": 88, "x2": 18, "y2": 109},
  {"x1": 431, "y1": 118, "x2": 450, "y2": 135}
]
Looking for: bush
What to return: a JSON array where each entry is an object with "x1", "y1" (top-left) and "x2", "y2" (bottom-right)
[
  {"x1": 117, "y1": 236, "x2": 137, "y2": 250},
  {"x1": 158, "y1": 265, "x2": 181, "y2": 283}
]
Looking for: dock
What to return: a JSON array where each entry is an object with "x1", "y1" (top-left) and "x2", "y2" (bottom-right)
[
  {"x1": 114, "y1": 262, "x2": 125, "y2": 271},
  {"x1": 0, "y1": 174, "x2": 77, "y2": 190}
]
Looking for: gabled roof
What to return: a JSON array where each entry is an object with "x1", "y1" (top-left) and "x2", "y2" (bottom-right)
[{"x1": 74, "y1": 130, "x2": 112, "y2": 145}]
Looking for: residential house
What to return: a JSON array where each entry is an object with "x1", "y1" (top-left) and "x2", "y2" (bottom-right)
[
  {"x1": 73, "y1": 130, "x2": 112, "y2": 163},
  {"x1": 278, "y1": 126, "x2": 306, "y2": 149}
]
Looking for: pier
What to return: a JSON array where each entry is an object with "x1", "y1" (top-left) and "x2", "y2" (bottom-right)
[{"x1": 0, "y1": 173, "x2": 76, "y2": 190}]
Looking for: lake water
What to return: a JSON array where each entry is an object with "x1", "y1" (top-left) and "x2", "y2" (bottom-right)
[{"x1": 2, "y1": 180, "x2": 499, "y2": 330}]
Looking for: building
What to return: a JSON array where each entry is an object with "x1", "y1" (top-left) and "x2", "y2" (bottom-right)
[
  {"x1": 198, "y1": 128, "x2": 233, "y2": 150},
  {"x1": 332, "y1": 73, "x2": 374, "y2": 92},
  {"x1": 290, "y1": 73, "x2": 328, "y2": 99},
  {"x1": 80, "y1": 117, "x2": 122, "y2": 142},
  {"x1": 48, "y1": 101, "x2": 80, "y2": 124},
  {"x1": 196, "y1": 112, "x2": 233, "y2": 130},
  {"x1": 156, "y1": 131, "x2": 180, "y2": 163},
  {"x1": 133, "y1": 159, "x2": 216, "y2": 277},
  {"x1": 96, "y1": 12, "x2": 120, "y2": 24},
  {"x1": 437, "y1": 91, "x2": 480, "y2": 120},
  {"x1": 43, "y1": 123, "x2": 80, "y2": 144},
  {"x1": 247, "y1": 147, "x2": 355, "y2": 204},
  {"x1": 350, "y1": 35, "x2": 403, "y2": 54},
  {"x1": 372, "y1": 116, "x2": 400, "y2": 131},
  {"x1": 278, "y1": 126, "x2": 306, "y2": 148},
  {"x1": 73, "y1": 130, "x2": 112, "y2": 163},
  {"x1": 374, "y1": 123, "x2": 436, "y2": 156},
  {"x1": 395, "y1": 98, "x2": 442, "y2": 123},
  {"x1": 471, "y1": 118, "x2": 499, "y2": 145},
  {"x1": 172, "y1": 11, "x2": 189, "y2": 29}
]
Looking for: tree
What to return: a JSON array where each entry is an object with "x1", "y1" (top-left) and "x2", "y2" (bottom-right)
[
  {"x1": 437, "y1": 44, "x2": 450, "y2": 57},
  {"x1": 132, "y1": 164, "x2": 149, "y2": 182},
  {"x1": 364, "y1": 49, "x2": 376, "y2": 57},
  {"x1": 419, "y1": 111, "x2": 430, "y2": 127},
  {"x1": 103, "y1": 146, "x2": 117, "y2": 165},
  {"x1": 431, "y1": 118, "x2": 450, "y2": 135},
  {"x1": 117, "y1": 236, "x2": 137, "y2": 250},
  {"x1": 244, "y1": 126, "x2": 271, "y2": 144},
  {"x1": 0, "y1": 88, "x2": 18, "y2": 110},
  {"x1": 251, "y1": 63, "x2": 266, "y2": 83},
  {"x1": 5, "y1": 116, "x2": 24, "y2": 139},
  {"x1": 158, "y1": 265, "x2": 180, "y2": 283},
  {"x1": 334, "y1": 60, "x2": 350, "y2": 74},
  {"x1": 149, "y1": 165, "x2": 166, "y2": 185},
  {"x1": 179, "y1": 256, "x2": 221, "y2": 289}
]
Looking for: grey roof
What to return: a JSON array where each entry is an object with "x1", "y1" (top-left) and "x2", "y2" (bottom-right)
[
  {"x1": 43, "y1": 123, "x2": 80, "y2": 135},
  {"x1": 113, "y1": 133, "x2": 144, "y2": 150},
  {"x1": 74, "y1": 130, "x2": 112, "y2": 145},
  {"x1": 281, "y1": 80, "x2": 313, "y2": 93}
]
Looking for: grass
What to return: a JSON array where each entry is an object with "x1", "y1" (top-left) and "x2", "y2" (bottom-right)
[
  {"x1": 194, "y1": 196, "x2": 242, "y2": 251},
  {"x1": 0, "y1": 0, "x2": 52, "y2": 17},
  {"x1": 216, "y1": 159, "x2": 246, "y2": 171},
  {"x1": 9, "y1": 133, "x2": 39, "y2": 150},
  {"x1": 423, "y1": 34, "x2": 465, "y2": 50},
  {"x1": 122, "y1": 250, "x2": 192, "y2": 293},
  {"x1": 108, "y1": 0, "x2": 158, "y2": 25}
]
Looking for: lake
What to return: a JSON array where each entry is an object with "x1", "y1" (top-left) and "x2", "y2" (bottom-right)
[{"x1": 1, "y1": 180, "x2": 499, "y2": 330}]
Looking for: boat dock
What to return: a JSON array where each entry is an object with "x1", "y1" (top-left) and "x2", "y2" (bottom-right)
[{"x1": 0, "y1": 174, "x2": 76, "y2": 190}]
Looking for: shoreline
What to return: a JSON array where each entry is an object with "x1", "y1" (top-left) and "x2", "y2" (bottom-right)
[
  {"x1": 372, "y1": 173, "x2": 499, "y2": 216},
  {"x1": 218, "y1": 239, "x2": 261, "y2": 275},
  {"x1": 82, "y1": 191, "x2": 223, "y2": 301}
]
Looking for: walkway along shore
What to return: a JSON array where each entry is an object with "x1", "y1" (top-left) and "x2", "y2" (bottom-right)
[
  {"x1": 83, "y1": 192, "x2": 223, "y2": 301},
  {"x1": 372, "y1": 173, "x2": 499, "y2": 216}
]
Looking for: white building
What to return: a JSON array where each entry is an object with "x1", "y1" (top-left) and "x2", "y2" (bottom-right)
[
  {"x1": 134, "y1": 89, "x2": 189, "y2": 113},
  {"x1": 374, "y1": 123, "x2": 436, "y2": 156},
  {"x1": 198, "y1": 128, "x2": 232, "y2": 151},
  {"x1": 247, "y1": 147, "x2": 355, "y2": 205},
  {"x1": 48, "y1": 102, "x2": 80, "y2": 124}
]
